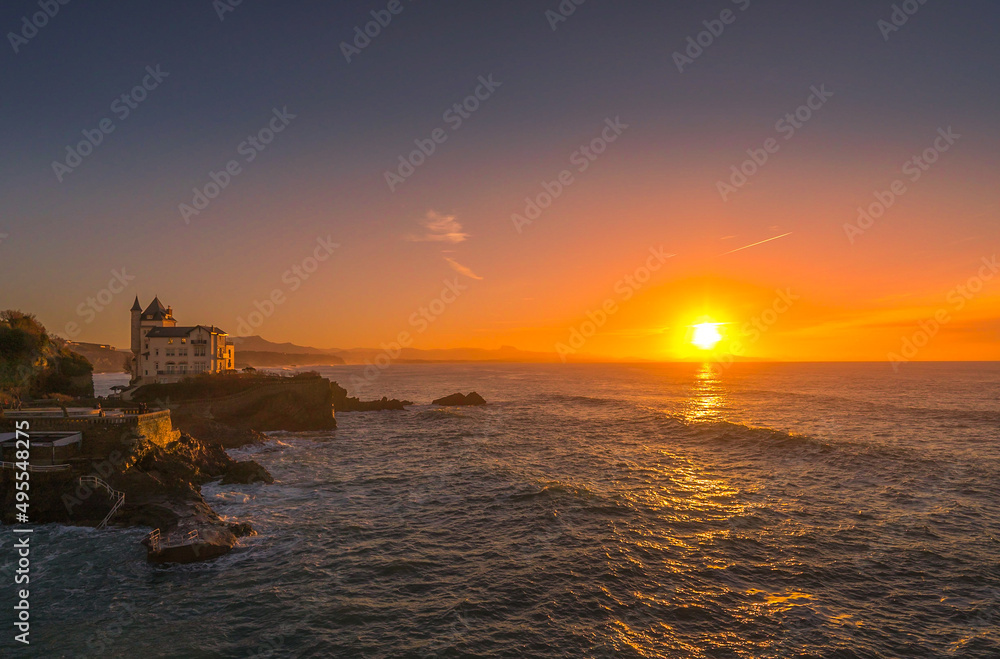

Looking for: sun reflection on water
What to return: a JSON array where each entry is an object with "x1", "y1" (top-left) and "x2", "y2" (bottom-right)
[{"x1": 685, "y1": 363, "x2": 727, "y2": 422}]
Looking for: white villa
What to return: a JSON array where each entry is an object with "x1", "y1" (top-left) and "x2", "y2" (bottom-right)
[{"x1": 130, "y1": 297, "x2": 235, "y2": 385}]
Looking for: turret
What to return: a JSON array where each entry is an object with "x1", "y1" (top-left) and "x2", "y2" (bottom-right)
[{"x1": 130, "y1": 296, "x2": 142, "y2": 382}]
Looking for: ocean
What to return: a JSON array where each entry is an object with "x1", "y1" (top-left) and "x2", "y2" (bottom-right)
[{"x1": 4, "y1": 363, "x2": 999, "y2": 658}]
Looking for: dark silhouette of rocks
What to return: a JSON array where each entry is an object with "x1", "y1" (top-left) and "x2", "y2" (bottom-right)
[
  {"x1": 433, "y1": 392, "x2": 487, "y2": 406},
  {"x1": 331, "y1": 382, "x2": 412, "y2": 412}
]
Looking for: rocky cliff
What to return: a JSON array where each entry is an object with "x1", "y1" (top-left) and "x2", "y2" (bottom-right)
[{"x1": 0, "y1": 418, "x2": 271, "y2": 564}]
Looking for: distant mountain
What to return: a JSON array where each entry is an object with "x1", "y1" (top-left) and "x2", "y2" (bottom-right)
[
  {"x1": 229, "y1": 336, "x2": 340, "y2": 355},
  {"x1": 231, "y1": 336, "x2": 585, "y2": 365},
  {"x1": 235, "y1": 351, "x2": 345, "y2": 368},
  {"x1": 339, "y1": 345, "x2": 563, "y2": 364}
]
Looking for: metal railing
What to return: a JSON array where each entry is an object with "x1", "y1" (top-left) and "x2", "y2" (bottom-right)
[
  {"x1": 79, "y1": 476, "x2": 125, "y2": 529},
  {"x1": 146, "y1": 528, "x2": 161, "y2": 553},
  {"x1": 0, "y1": 461, "x2": 71, "y2": 472},
  {"x1": 144, "y1": 528, "x2": 199, "y2": 554}
]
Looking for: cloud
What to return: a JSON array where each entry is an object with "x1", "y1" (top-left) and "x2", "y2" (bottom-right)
[
  {"x1": 408, "y1": 211, "x2": 468, "y2": 243},
  {"x1": 444, "y1": 257, "x2": 483, "y2": 280}
]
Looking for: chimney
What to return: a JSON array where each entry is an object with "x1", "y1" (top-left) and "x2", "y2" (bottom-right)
[{"x1": 166, "y1": 306, "x2": 173, "y2": 317}]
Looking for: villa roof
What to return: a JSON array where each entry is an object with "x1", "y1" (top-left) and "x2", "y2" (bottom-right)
[
  {"x1": 145, "y1": 325, "x2": 228, "y2": 338},
  {"x1": 141, "y1": 297, "x2": 171, "y2": 321}
]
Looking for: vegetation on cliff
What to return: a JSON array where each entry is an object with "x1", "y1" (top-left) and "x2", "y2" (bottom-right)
[{"x1": 0, "y1": 309, "x2": 94, "y2": 401}]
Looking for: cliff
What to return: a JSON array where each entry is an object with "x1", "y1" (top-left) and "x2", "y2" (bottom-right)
[
  {"x1": 129, "y1": 373, "x2": 337, "y2": 446},
  {"x1": 0, "y1": 310, "x2": 94, "y2": 401},
  {"x1": 0, "y1": 412, "x2": 270, "y2": 564}
]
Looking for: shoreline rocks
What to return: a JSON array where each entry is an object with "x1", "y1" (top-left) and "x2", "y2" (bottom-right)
[
  {"x1": 221, "y1": 460, "x2": 274, "y2": 485},
  {"x1": 331, "y1": 382, "x2": 413, "y2": 412}
]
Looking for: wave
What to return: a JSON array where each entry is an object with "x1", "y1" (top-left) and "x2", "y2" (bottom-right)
[{"x1": 508, "y1": 482, "x2": 598, "y2": 502}]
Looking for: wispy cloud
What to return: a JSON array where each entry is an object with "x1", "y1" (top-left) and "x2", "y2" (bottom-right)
[
  {"x1": 408, "y1": 211, "x2": 469, "y2": 243},
  {"x1": 445, "y1": 257, "x2": 483, "y2": 280}
]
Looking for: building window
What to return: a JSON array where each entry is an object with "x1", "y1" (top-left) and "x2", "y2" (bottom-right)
[
  {"x1": 155, "y1": 348, "x2": 159, "y2": 356},
  {"x1": 168, "y1": 339, "x2": 174, "y2": 344},
  {"x1": 179, "y1": 363, "x2": 188, "y2": 374},
  {"x1": 166, "y1": 349, "x2": 175, "y2": 357},
  {"x1": 194, "y1": 346, "x2": 206, "y2": 357},
  {"x1": 181, "y1": 338, "x2": 187, "y2": 344}
]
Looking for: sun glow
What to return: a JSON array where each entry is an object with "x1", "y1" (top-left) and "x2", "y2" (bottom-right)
[{"x1": 691, "y1": 322, "x2": 723, "y2": 350}]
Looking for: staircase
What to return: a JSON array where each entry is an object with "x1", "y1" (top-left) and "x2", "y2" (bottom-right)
[{"x1": 78, "y1": 476, "x2": 125, "y2": 529}]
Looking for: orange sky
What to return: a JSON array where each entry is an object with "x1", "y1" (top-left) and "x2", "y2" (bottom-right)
[{"x1": 4, "y1": 3, "x2": 998, "y2": 364}]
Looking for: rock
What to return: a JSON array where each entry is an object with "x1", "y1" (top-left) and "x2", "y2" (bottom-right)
[
  {"x1": 145, "y1": 523, "x2": 236, "y2": 564},
  {"x1": 331, "y1": 382, "x2": 412, "y2": 412},
  {"x1": 228, "y1": 521, "x2": 257, "y2": 537},
  {"x1": 172, "y1": 418, "x2": 267, "y2": 449},
  {"x1": 139, "y1": 499, "x2": 238, "y2": 564},
  {"x1": 221, "y1": 460, "x2": 274, "y2": 485},
  {"x1": 432, "y1": 392, "x2": 487, "y2": 406}
]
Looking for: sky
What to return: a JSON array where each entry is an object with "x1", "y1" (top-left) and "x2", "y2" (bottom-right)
[{"x1": 1, "y1": 0, "x2": 999, "y2": 363}]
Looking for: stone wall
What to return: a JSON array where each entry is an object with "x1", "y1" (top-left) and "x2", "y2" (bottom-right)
[
  {"x1": 1, "y1": 410, "x2": 180, "y2": 457},
  {"x1": 137, "y1": 411, "x2": 181, "y2": 448}
]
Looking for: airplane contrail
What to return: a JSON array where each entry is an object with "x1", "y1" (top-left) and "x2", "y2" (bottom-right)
[{"x1": 721, "y1": 232, "x2": 793, "y2": 256}]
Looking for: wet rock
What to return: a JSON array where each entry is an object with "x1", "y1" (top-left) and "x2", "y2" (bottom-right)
[
  {"x1": 228, "y1": 521, "x2": 257, "y2": 537},
  {"x1": 221, "y1": 460, "x2": 274, "y2": 485}
]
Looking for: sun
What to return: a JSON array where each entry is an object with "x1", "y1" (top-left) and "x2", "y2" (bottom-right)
[{"x1": 691, "y1": 322, "x2": 723, "y2": 350}]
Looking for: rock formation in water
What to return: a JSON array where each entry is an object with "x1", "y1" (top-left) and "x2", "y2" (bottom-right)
[
  {"x1": 330, "y1": 381, "x2": 413, "y2": 412},
  {"x1": 432, "y1": 392, "x2": 487, "y2": 406}
]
